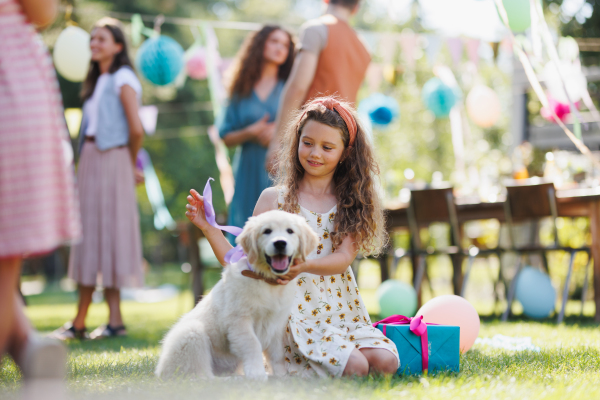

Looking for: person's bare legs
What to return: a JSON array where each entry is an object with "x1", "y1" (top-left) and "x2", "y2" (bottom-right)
[
  {"x1": 104, "y1": 288, "x2": 124, "y2": 328},
  {"x1": 342, "y1": 349, "x2": 369, "y2": 376},
  {"x1": 7, "y1": 292, "x2": 31, "y2": 363},
  {"x1": 72, "y1": 285, "x2": 94, "y2": 330},
  {"x1": 0, "y1": 257, "x2": 22, "y2": 355},
  {"x1": 360, "y1": 348, "x2": 398, "y2": 375}
]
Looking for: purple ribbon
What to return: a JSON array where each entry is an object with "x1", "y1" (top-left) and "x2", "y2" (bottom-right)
[
  {"x1": 203, "y1": 178, "x2": 249, "y2": 268},
  {"x1": 373, "y1": 315, "x2": 431, "y2": 371}
]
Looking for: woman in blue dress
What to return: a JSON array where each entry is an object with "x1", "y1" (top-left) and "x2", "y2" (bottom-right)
[{"x1": 218, "y1": 25, "x2": 295, "y2": 237}]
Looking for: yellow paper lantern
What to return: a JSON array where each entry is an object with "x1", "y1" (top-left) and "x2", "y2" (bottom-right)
[
  {"x1": 466, "y1": 85, "x2": 501, "y2": 128},
  {"x1": 53, "y1": 26, "x2": 91, "y2": 82}
]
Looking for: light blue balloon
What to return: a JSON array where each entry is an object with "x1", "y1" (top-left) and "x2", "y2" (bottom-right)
[
  {"x1": 376, "y1": 279, "x2": 418, "y2": 318},
  {"x1": 421, "y1": 77, "x2": 457, "y2": 118},
  {"x1": 515, "y1": 267, "x2": 556, "y2": 319},
  {"x1": 136, "y1": 35, "x2": 184, "y2": 86}
]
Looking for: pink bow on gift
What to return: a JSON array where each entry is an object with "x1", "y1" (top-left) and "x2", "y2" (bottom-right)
[{"x1": 373, "y1": 315, "x2": 431, "y2": 371}]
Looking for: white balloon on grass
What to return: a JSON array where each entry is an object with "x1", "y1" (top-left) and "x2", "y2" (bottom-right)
[
  {"x1": 53, "y1": 26, "x2": 91, "y2": 82},
  {"x1": 466, "y1": 85, "x2": 501, "y2": 128},
  {"x1": 542, "y1": 61, "x2": 587, "y2": 104}
]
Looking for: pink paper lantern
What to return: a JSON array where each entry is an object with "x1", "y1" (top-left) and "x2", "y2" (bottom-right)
[
  {"x1": 541, "y1": 96, "x2": 579, "y2": 124},
  {"x1": 416, "y1": 295, "x2": 480, "y2": 353},
  {"x1": 186, "y1": 48, "x2": 207, "y2": 80}
]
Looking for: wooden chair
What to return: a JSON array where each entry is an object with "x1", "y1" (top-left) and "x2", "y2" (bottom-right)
[
  {"x1": 500, "y1": 182, "x2": 590, "y2": 323},
  {"x1": 405, "y1": 187, "x2": 498, "y2": 298}
]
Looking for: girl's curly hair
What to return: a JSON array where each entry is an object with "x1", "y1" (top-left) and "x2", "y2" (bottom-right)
[
  {"x1": 274, "y1": 97, "x2": 387, "y2": 256},
  {"x1": 226, "y1": 25, "x2": 295, "y2": 98}
]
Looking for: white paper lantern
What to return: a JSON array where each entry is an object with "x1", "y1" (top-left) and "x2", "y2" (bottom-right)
[
  {"x1": 53, "y1": 26, "x2": 91, "y2": 82},
  {"x1": 542, "y1": 61, "x2": 587, "y2": 104},
  {"x1": 466, "y1": 85, "x2": 501, "y2": 128}
]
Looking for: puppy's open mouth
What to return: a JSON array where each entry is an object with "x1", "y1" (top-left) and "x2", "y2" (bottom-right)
[{"x1": 265, "y1": 254, "x2": 292, "y2": 273}]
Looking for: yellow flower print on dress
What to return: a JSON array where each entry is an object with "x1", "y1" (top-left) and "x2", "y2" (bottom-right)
[
  {"x1": 339, "y1": 313, "x2": 346, "y2": 321},
  {"x1": 306, "y1": 327, "x2": 313, "y2": 334},
  {"x1": 329, "y1": 276, "x2": 335, "y2": 283},
  {"x1": 322, "y1": 351, "x2": 327, "y2": 357},
  {"x1": 336, "y1": 288, "x2": 343, "y2": 298},
  {"x1": 325, "y1": 317, "x2": 332, "y2": 324},
  {"x1": 285, "y1": 345, "x2": 291, "y2": 353},
  {"x1": 325, "y1": 336, "x2": 332, "y2": 342},
  {"x1": 312, "y1": 309, "x2": 319, "y2": 316},
  {"x1": 373, "y1": 341, "x2": 380, "y2": 345},
  {"x1": 317, "y1": 243, "x2": 324, "y2": 254},
  {"x1": 355, "y1": 343, "x2": 361, "y2": 349},
  {"x1": 329, "y1": 212, "x2": 335, "y2": 222},
  {"x1": 298, "y1": 304, "x2": 304, "y2": 313},
  {"x1": 329, "y1": 357, "x2": 340, "y2": 366},
  {"x1": 383, "y1": 338, "x2": 390, "y2": 344},
  {"x1": 308, "y1": 350, "x2": 314, "y2": 356},
  {"x1": 325, "y1": 304, "x2": 331, "y2": 312},
  {"x1": 323, "y1": 229, "x2": 329, "y2": 240},
  {"x1": 349, "y1": 335, "x2": 355, "y2": 341},
  {"x1": 285, "y1": 357, "x2": 291, "y2": 363},
  {"x1": 297, "y1": 277, "x2": 306, "y2": 286},
  {"x1": 352, "y1": 316, "x2": 360, "y2": 323},
  {"x1": 354, "y1": 299, "x2": 360, "y2": 306},
  {"x1": 277, "y1": 203, "x2": 283, "y2": 210},
  {"x1": 347, "y1": 272, "x2": 352, "y2": 282},
  {"x1": 304, "y1": 291, "x2": 311, "y2": 302},
  {"x1": 307, "y1": 338, "x2": 314, "y2": 345},
  {"x1": 346, "y1": 286, "x2": 351, "y2": 293}
]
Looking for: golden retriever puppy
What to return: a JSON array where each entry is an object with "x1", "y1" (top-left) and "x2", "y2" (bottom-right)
[{"x1": 155, "y1": 210, "x2": 318, "y2": 380}]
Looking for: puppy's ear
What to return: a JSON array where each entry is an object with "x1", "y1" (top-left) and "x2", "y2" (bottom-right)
[
  {"x1": 297, "y1": 218, "x2": 319, "y2": 261},
  {"x1": 237, "y1": 217, "x2": 260, "y2": 265}
]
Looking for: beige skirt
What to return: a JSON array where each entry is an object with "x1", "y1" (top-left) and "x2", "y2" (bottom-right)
[{"x1": 68, "y1": 142, "x2": 143, "y2": 288}]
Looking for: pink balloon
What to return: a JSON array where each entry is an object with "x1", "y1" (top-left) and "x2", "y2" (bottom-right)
[
  {"x1": 186, "y1": 48, "x2": 207, "y2": 80},
  {"x1": 416, "y1": 295, "x2": 480, "y2": 353}
]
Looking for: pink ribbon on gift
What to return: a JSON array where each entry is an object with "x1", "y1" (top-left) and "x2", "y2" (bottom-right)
[
  {"x1": 202, "y1": 178, "x2": 250, "y2": 269},
  {"x1": 372, "y1": 315, "x2": 431, "y2": 371}
]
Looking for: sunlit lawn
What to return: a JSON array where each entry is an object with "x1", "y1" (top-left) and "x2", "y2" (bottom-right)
[{"x1": 1, "y1": 260, "x2": 599, "y2": 399}]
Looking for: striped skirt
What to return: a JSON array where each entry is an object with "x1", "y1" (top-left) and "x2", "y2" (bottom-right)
[
  {"x1": 68, "y1": 143, "x2": 143, "y2": 288},
  {"x1": 0, "y1": 0, "x2": 81, "y2": 258}
]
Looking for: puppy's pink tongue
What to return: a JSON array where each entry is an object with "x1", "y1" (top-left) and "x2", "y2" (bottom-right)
[{"x1": 270, "y1": 255, "x2": 289, "y2": 271}]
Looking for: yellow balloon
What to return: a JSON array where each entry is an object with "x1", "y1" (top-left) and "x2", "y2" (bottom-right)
[
  {"x1": 53, "y1": 26, "x2": 91, "y2": 82},
  {"x1": 466, "y1": 85, "x2": 501, "y2": 128}
]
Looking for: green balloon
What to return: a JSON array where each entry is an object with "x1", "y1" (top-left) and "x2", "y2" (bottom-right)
[
  {"x1": 376, "y1": 279, "x2": 418, "y2": 318},
  {"x1": 501, "y1": 0, "x2": 531, "y2": 33}
]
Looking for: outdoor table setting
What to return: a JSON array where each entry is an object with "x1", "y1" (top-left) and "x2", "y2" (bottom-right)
[{"x1": 381, "y1": 179, "x2": 600, "y2": 322}]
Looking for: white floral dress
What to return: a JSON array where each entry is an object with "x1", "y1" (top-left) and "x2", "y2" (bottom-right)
[{"x1": 278, "y1": 191, "x2": 399, "y2": 377}]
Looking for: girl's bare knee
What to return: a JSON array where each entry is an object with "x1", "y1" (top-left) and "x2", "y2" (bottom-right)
[
  {"x1": 343, "y1": 349, "x2": 369, "y2": 377},
  {"x1": 367, "y1": 350, "x2": 399, "y2": 375}
]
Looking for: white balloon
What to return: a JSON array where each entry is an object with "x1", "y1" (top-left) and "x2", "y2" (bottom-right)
[
  {"x1": 542, "y1": 61, "x2": 587, "y2": 103},
  {"x1": 53, "y1": 26, "x2": 91, "y2": 82},
  {"x1": 466, "y1": 85, "x2": 501, "y2": 128}
]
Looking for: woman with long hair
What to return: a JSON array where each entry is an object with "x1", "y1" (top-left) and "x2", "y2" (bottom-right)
[
  {"x1": 52, "y1": 17, "x2": 144, "y2": 340},
  {"x1": 218, "y1": 25, "x2": 295, "y2": 237}
]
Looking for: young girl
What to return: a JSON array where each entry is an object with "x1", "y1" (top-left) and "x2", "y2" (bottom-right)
[
  {"x1": 52, "y1": 17, "x2": 144, "y2": 341},
  {"x1": 186, "y1": 97, "x2": 399, "y2": 377}
]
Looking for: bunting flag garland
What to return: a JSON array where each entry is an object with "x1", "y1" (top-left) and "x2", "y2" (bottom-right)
[{"x1": 137, "y1": 149, "x2": 177, "y2": 231}]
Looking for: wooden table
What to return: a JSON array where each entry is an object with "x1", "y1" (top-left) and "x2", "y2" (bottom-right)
[{"x1": 383, "y1": 187, "x2": 600, "y2": 322}]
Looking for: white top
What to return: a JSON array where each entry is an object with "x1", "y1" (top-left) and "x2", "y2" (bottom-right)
[{"x1": 85, "y1": 67, "x2": 142, "y2": 137}]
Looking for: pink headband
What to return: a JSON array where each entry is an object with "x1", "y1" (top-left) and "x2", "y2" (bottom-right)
[{"x1": 304, "y1": 98, "x2": 357, "y2": 147}]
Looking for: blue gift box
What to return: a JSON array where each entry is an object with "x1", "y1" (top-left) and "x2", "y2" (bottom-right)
[{"x1": 376, "y1": 324, "x2": 460, "y2": 375}]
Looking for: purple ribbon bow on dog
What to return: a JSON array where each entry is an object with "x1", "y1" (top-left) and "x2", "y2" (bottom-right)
[
  {"x1": 373, "y1": 315, "x2": 431, "y2": 371},
  {"x1": 202, "y1": 178, "x2": 250, "y2": 269}
]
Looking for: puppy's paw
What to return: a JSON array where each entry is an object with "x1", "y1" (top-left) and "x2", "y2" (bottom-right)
[{"x1": 245, "y1": 369, "x2": 268, "y2": 382}]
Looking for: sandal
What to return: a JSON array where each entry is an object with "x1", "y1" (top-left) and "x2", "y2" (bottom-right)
[
  {"x1": 89, "y1": 324, "x2": 127, "y2": 340},
  {"x1": 48, "y1": 322, "x2": 88, "y2": 341}
]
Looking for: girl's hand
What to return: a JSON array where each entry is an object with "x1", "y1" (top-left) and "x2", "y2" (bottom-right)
[
  {"x1": 276, "y1": 259, "x2": 307, "y2": 285},
  {"x1": 246, "y1": 114, "x2": 270, "y2": 138},
  {"x1": 185, "y1": 189, "x2": 210, "y2": 231},
  {"x1": 256, "y1": 123, "x2": 275, "y2": 147},
  {"x1": 134, "y1": 168, "x2": 145, "y2": 185}
]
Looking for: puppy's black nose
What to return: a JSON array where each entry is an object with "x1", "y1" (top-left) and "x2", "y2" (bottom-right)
[{"x1": 273, "y1": 240, "x2": 287, "y2": 251}]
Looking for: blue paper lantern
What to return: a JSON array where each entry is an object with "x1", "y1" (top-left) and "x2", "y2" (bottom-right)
[
  {"x1": 421, "y1": 78, "x2": 457, "y2": 118},
  {"x1": 135, "y1": 35, "x2": 184, "y2": 86},
  {"x1": 358, "y1": 93, "x2": 400, "y2": 127},
  {"x1": 515, "y1": 267, "x2": 556, "y2": 319},
  {"x1": 376, "y1": 279, "x2": 417, "y2": 318}
]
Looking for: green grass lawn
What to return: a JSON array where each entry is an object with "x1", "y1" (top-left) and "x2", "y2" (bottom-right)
[{"x1": 2, "y1": 261, "x2": 600, "y2": 399}]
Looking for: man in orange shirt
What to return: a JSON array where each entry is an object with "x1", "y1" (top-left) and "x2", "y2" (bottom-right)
[{"x1": 266, "y1": 0, "x2": 370, "y2": 168}]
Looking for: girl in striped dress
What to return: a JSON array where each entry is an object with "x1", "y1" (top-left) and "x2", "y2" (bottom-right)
[{"x1": 0, "y1": 0, "x2": 81, "y2": 379}]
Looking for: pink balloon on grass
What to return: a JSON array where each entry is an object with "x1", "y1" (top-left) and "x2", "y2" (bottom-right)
[{"x1": 416, "y1": 295, "x2": 480, "y2": 353}]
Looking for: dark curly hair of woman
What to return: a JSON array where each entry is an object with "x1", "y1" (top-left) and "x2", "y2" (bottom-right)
[
  {"x1": 226, "y1": 25, "x2": 295, "y2": 98},
  {"x1": 274, "y1": 97, "x2": 387, "y2": 256}
]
